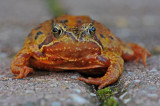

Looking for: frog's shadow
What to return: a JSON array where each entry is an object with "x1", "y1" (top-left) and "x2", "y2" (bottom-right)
[{"x1": 28, "y1": 68, "x2": 105, "y2": 79}]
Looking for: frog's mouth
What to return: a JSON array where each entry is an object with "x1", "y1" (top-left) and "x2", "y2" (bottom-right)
[{"x1": 40, "y1": 41, "x2": 101, "y2": 61}]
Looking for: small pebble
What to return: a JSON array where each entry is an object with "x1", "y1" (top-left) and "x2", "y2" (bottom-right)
[
  {"x1": 124, "y1": 81, "x2": 130, "y2": 86},
  {"x1": 50, "y1": 83, "x2": 57, "y2": 87},
  {"x1": 150, "y1": 68, "x2": 158, "y2": 72},
  {"x1": 71, "y1": 75, "x2": 77, "y2": 79},
  {"x1": 147, "y1": 94, "x2": 158, "y2": 98},
  {"x1": 134, "y1": 80, "x2": 141, "y2": 83},
  {"x1": 51, "y1": 101, "x2": 61, "y2": 106},
  {"x1": 69, "y1": 94, "x2": 88, "y2": 104},
  {"x1": 123, "y1": 98, "x2": 131, "y2": 104},
  {"x1": 119, "y1": 92, "x2": 128, "y2": 100},
  {"x1": 73, "y1": 89, "x2": 81, "y2": 93},
  {"x1": 25, "y1": 90, "x2": 35, "y2": 94},
  {"x1": 90, "y1": 93, "x2": 96, "y2": 96}
]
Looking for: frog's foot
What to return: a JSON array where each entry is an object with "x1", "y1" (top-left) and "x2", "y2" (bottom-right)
[
  {"x1": 128, "y1": 43, "x2": 151, "y2": 66},
  {"x1": 12, "y1": 66, "x2": 34, "y2": 79},
  {"x1": 78, "y1": 75, "x2": 119, "y2": 89},
  {"x1": 78, "y1": 52, "x2": 124, "y2": 89},
  {"x1": 78, "y1": 77, "x2": 102, "y2": 86},
  {"x1": 10, "y1": 46, "x2": 36, "y2": 79}
]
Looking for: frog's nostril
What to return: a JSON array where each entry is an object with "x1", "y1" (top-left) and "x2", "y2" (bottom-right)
[
  {"x1": 79, "y1": 32, "x2": 85, "y2": 41},
  {"x1": 64, "y1": 31, "x2": 77, "y2": 41}
]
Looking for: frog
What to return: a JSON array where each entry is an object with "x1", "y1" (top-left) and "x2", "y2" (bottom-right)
[{"x1": 11, "y1": 15, "x2": 151, "y2": 89}]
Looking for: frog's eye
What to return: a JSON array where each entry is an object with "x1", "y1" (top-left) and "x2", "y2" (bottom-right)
[
  {"x1": 52, "y1": 27, "x2": 62, "y2": 38},
  {"x1": 53, "y1": 27, "x2": 58, "y2": 32},
  {"x1": 88, "y1": 26, "x2": 96, "y2": 36}
]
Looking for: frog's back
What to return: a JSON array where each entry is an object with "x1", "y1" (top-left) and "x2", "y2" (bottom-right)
[
  {"x1": 24, "y1": 19, "x2": 53, "y2": 45},
  {"x1": 93, "y1": 20, "x2": 122, "y2": 55}
]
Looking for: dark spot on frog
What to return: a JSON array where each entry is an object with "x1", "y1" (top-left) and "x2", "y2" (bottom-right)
[
  {"x1": 38, "y1": 43, "x2": 43, "y2": 49},
  {"x1": 38, "y1": 34, "x2": 53, "y2": 49},
  {"x1": 109, "y1": 35, "x2": 114, "y2": 40},
  {"x1": 35, "y1": 25, "x2": 42, "y2": 30},
  {"x1": 60, "y1": 20, "x2": 68, "y2": 23},
  {"x1": 93, "y1": 35, "x2": 104, "y2": 50},
  {"x1": 51, "y1": 20, "x2": 54, "y2": 30},
  {"x1": 35, "y1": 31, "x2": 43, "y2": 39},
  {"x1": 100, "y1": 34, "x2": 105, "y2": 38},
  {"x1": 77, "y1": 20, "x2": 82, "y2": 23}
]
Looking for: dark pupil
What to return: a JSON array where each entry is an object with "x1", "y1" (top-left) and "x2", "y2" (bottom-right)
[
  {"x1": 53, "y1": 28, "x2": 58, "y2": 32},
  {"x1": 89, "y1": 27, "x2": 96, "y2": 33},
  {"x1": 91, "y1": 27, "x2": 95, "y2": 31},
  {"x1": 58, "y1": 30, "x2": 61, "y2": 34}
]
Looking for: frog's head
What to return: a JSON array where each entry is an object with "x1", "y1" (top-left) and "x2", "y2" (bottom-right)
[{"x1": 39, "y1": 15, "x2": 103, "y2": 60}]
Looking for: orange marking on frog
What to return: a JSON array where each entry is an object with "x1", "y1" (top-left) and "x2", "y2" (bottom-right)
[{"x1": 11, "y1": 15, "x2": 151, "y2": 89}]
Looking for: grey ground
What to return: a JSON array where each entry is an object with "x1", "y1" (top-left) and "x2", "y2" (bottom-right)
[{"x1": 0, "y1": 0, "x2": 160, "y2": 106}]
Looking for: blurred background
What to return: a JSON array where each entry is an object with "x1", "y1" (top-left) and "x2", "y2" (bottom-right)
[
  {"x1": 0, "y1": 0, "x2": 160, "y2": 58},
  {"x1": 0, "y1": 0, "x2": 160, "y2": 105}
]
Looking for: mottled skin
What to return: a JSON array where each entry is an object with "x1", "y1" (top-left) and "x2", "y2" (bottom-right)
[{"x1": 11, "y1": 15, "x2": 151, "y2": 89}]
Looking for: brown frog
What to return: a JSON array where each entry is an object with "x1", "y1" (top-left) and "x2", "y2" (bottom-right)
[{"x1": 11, "y1": 15, "x2": 151, "y2": 89}]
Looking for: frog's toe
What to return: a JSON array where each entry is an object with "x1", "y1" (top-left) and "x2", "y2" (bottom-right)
[
  {"x1": 126, "y1": 43, "x2": 151, "y2": 66},
  {"x1": 78, "y1": 77, "x2": 102, "y2": 86},
  {"x1": 134, "y1": 46, "x2": 151, "y2": 66},
  {"x1": 98, "y1": 81, "x2": 111, "y2": 89},
  {"x1": 78, "y1": 77, "x2": 112, "y2": 89},
  {"x1": 13, "y1": 66, "x2": 34, "y2": 79}
]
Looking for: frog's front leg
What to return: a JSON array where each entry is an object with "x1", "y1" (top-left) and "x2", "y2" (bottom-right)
[
  {"x1": 78, "y1": 52, "x2": 124, "y2": 89},
  {"x1": 11, "y1": 46, "x2": 34, "y2": 79},
  {"x1": 11, "y1": 45, "x2": 45, "y2": 79}
]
